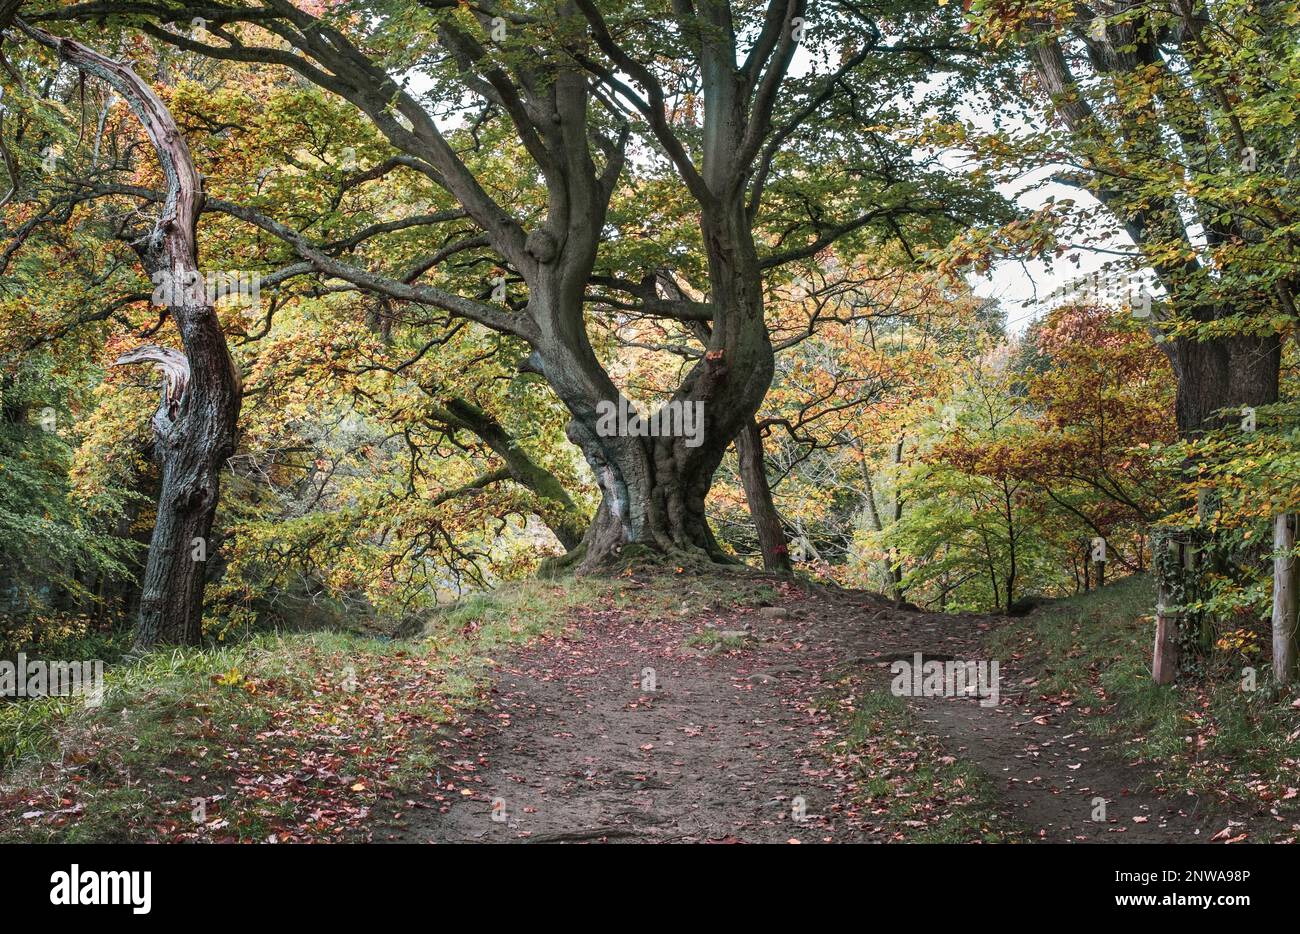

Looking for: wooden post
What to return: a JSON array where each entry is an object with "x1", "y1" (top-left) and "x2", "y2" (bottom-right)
[
  {"x1": 1088, "y1": 536, "x2": 1108, "y2": 589},
  {"x1": 1272, "y1": 513, "x2": 1299, "y2": 685},
  {"x1": 1153, "y1": 600, "x2": 1181, "y2": 685}
]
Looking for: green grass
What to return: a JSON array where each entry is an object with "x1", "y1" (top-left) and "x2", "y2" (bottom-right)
[
  {"x1": 987, "y1": 574, "x2": 1300, "y2": 833},
  {"x1": 684, "y1": 628, "x2": 750, "y2": 650},
  {"x1": 0, "y1": 633, "x2": 449, "y2": 842},
  {"x1": 987, "y1": 574, "x2": 1162, "y2": 706},
  {"x1": 428, "y1": 577, "x2": 606, "y2": 643},
  {"x1": 0, "y1": 577, "x2": 611, "y2": 843},
  {"x1": 827, "y1": 677, "x2": 1015, "y2": 843}
]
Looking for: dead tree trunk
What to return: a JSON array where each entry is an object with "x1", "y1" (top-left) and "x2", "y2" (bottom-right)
[
  {"x1": 735, "y1": 419, "x2": 790, "y2": 572},
  {"x1": 25, "y1": 23, "x2": 243, "y2": 649}
]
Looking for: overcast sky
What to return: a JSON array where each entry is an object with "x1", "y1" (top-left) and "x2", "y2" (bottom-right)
[{"x1": 971, "y1": 171, "x2": 1119, "y2": 335}]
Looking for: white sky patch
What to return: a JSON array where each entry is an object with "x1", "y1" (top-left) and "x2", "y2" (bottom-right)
[{"x1": 973, "y1": 166, "x2": 1118, "y2": 335}]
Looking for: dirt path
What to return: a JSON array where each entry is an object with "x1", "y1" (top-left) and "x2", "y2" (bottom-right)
[
  {"x1": 909, "y1": 672, "x2": 1254, "y2": 842},
  {"x1": 392, "y1": 576, "x2": 1266, "y2": 843}
]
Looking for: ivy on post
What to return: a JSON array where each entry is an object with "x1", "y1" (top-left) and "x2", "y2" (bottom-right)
[{"x1": 1151, "y1": 526, "x2": 1202, "y2": 685}]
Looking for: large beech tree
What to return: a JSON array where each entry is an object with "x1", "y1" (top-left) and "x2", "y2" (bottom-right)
[
  {"x1": 1007, "y1": 1, "x2": 1289, "y2": 435},
  {"x1": 6, "y1": 0, "x2": 1003, "y2": 654}
]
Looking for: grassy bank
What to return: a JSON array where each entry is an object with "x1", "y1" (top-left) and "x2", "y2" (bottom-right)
[
  {"x1": 987, "y1": 574, "x2": 1300, "y2": 837},
  {"x1": 0, "y1": 567, "x2": 782, "y2": 842},
  {"x1": 0, "y1": 578, "x2": 608, "y2": 842}
]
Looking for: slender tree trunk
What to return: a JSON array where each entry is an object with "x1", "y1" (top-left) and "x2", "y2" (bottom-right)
[
  {"x1": 859, "y1": 454, "x2": 890, "y2": 589},
  {"x1": 1004, "y1": 486, "x2": 1017, "y2": 610},
  {"x1": 735, "y1": 419, "x2": 790, "y2": 572},
  {"x1": 1272, "y1": 513, "x2": 1298, "y2": 684},
  {"x1": 888, "y1": 440, "x2": 907, "y2": 602}
]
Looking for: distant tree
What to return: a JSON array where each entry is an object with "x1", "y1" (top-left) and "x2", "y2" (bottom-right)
[{"x1": 1013, "y1": 304, "x2": 1175, "y2": 576}]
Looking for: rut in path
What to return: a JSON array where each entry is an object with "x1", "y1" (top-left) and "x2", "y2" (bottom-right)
[{"x1": 389, "y1": 578, "x2": 1268, "y2": 843}]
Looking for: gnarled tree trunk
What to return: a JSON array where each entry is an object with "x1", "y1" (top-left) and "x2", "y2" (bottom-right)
[
  {"x1": 540, "y1": 195, "x2": 776, "y2": 570},
  {"x1": 27, "y1": 23, "x2": 243, "y2": 649},
  {"x1": 538, "y1": 317, "x2": 764, "y2": 569}
]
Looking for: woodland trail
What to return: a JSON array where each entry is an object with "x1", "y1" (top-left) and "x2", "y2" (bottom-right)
[{"x1": 391, "y1": 576, "x2": 1269, "y2": 844}]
